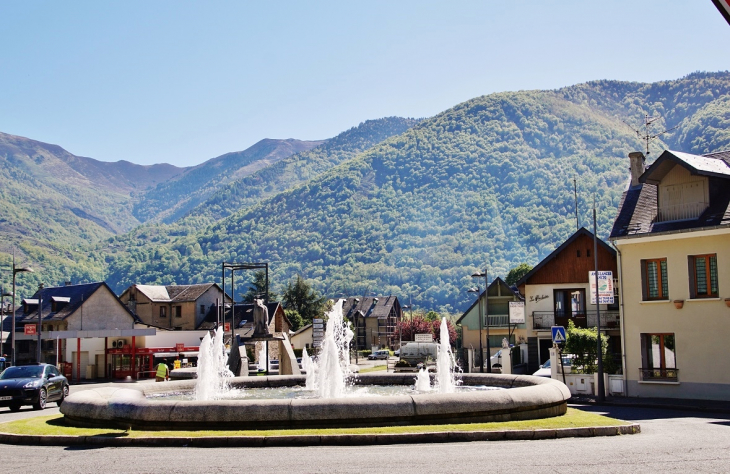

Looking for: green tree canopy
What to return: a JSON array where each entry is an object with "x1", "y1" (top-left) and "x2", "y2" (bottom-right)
[
  {"x1": 282, "y1": 275, "x2": 326, "y2": 325},
  {"x1": 241, "y1": 270, "x2": 278, "y2": 303},
  {"x1": 506, "y1": 263, "x2": 533, "y2": 286}
]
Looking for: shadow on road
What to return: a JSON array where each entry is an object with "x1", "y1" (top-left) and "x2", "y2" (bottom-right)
[{"x1": 572, "y1": 403, "x2": 730, "y2": 422}]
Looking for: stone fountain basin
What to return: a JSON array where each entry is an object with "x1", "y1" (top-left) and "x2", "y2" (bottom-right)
[{"x1": 60, "y1": 373, "x2": 571, "y2": 431}]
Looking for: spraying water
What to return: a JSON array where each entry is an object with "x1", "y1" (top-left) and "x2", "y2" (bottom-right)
[
  {"x1": 309, "y1": 299, "x2": 354, "y2": 398},
  {"x1": 302, "y1": 346, "x2": 317, "y2": 390},
  {"x1": 435, "y1": 317, "x2": 459, "y2": 393},
  {"x1": 195, "y1": 327, "x2": 233, "y2": 400},
  {"x1": 415, "y1": 367, "x2": 432, "y2": 391},
  {"x1": 257, "y1": 345, "x2": 268, "y2": 372}
]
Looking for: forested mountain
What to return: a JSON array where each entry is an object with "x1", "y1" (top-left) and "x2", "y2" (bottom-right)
[
  {"x1": 100, "y1": 72, "x2": 730, "y2": 313},
  {"x1": 183, "y1": 117, "x2": 422, "y2": 225},
  {"x1": 133, "y1": 138, "x2": 325, "y2": 224},
  {"x1": 0, "y1": 117, "x2": 420, "y2": 297},
  {"x1": 0, "y1": 131, "x2": 186, "y2": 246},
  {"x1": 4, "y1": 72, "x2": 730, "y2": 313}
]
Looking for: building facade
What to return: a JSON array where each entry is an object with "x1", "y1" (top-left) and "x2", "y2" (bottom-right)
[
  {"x1": 516, "y1": 228, "x2": 620, "y2": 373},
  {"x1": 611, "y1": 150, "x2": 730, "y2": 401}
]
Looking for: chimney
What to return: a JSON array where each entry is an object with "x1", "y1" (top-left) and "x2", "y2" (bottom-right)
[{"x1": 629, "y1": 152, "x2": 646, "y2": 188}]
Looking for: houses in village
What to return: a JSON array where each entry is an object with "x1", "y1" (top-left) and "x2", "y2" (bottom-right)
[{"x1": 1, "y1": 148, "x2": 728, "y2": 403}]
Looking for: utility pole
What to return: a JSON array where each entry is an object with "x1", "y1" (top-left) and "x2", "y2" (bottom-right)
[{"x1": 593, "y1": 198, "x2": 605, "y2": 402}]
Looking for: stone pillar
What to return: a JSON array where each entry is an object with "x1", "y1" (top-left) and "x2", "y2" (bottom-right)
[
  {"x1": 549, "y1": 347, "x2": 558, "y2": 380},
  {"x1": 501, "y1": 346, "x2": 512, "y2": 375}
]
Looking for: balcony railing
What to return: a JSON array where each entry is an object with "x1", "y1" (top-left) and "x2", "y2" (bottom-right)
[
  {"x1": 640, "y1": 367, "x2": 678, "y2": 382},
  {"x1": 532, "y1": 311, "x2": 621, "y2": 330}
]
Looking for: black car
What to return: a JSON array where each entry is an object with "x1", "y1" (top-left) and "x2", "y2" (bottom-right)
[{"x1": 0, "y1": 363, "x2": 69, "y2": 411}]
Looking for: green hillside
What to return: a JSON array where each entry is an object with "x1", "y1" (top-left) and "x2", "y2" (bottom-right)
[
  {"x1": 101, "y1": 72, "x2": 730, "y2": 312},
  {"x1": 184, "y1": 117, "x2": 422, "y2": 225},
  {"x1": 133, "y1": 138, "x2": 325, "y2": 224}
]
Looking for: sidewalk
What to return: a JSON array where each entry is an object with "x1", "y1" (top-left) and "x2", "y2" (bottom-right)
[{"x1": 570, "y1": 395, "x2": 730, "y2": 415}]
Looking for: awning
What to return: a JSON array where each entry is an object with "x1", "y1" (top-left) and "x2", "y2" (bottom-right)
[{"x1": 181, "y1": 352, "x2": 199, "y2": 357}]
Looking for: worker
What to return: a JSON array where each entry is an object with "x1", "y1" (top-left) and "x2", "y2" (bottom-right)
[{"x1": 155, "y1": 361, "x2": 169, "y2": 382}]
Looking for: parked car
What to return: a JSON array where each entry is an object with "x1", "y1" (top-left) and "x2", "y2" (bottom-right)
[
  {"x1": 0, "y1": 363, "x2": 69, "y2": 411},
  {"x1": 368, "y1": 350, "x2": 390, "y2": 360},
  {"x1": 532, "y1": 356, "x2": 574, "y2": 377}
]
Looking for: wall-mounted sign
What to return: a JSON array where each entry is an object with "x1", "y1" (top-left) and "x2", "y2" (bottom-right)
[
  {"x1": 589, "y1": 271, "x2": 615, "y2": 304},
  {"x1": 176, "y1": 343, "x2": 184, "y2": 352},
  {"x1": 414, "y1": 333, "x2": 433, "y2": 343},
  {"x1": 224, "y1": 322, "x2": 231, "y2": 332},
  {"x1": 508, "y1": 301, "x2": 525, "y2": 324},
  {"x1": 24, "y1": 324, "x2": 37, "y2": 335}
]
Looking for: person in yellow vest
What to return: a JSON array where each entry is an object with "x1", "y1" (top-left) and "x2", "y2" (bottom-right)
[{"x1": 155, "y1": 361, "x2": 169, "y2": 382}]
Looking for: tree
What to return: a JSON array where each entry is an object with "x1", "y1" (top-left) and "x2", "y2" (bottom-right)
[
  {"x1": 565, "y1": 320, "x2": 608, "y2": 374},
  {"x1": 282, "y1": 275, "x2": 326, "y2": 325},
  {"x1": 242, "y1": 270, "x2": 278, "y2": 303},
  {"x1": 284, "y1": 309, "x2": 304, "y2": 332},
  {"x1": 398, "y1": 314, "x2": 457, "y2": 347},
  {"x1": 506, "y1": 263, "x2": 533, "y2": 286}
]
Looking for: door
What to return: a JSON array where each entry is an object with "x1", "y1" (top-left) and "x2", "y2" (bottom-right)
[
  {"x1": 553, "y1": 289, "x2": 586, "y2": 328},
  {"x1": 44, "y1": 365, "x2": 62, "y2": 400}
]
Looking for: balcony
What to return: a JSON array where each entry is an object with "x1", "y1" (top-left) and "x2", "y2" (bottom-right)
[
  {"x1": 532, "y1": 311, "x2": 621, "y2": 330},
  {"x1": 640, "y1": 367, "x2": 678, "y2": 382}
]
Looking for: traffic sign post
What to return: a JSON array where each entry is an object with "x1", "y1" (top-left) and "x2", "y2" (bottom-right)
[{"x1": 551, "y1": 326, "x2": 566, "y2": 345}]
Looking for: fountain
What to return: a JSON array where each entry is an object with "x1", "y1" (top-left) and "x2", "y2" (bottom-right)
[
  {"x1": 257, "y1": 346, "x2": 268, "y2": 372},
  {"x1": 194, "y1": 327, "x2": 233, "y2": 400},
  {"x1": 308, "y1": 299, "x2": 354, "y2": 398},
  {"x1": 60, "y1": 299, "x2": 571, "y2": 431}
]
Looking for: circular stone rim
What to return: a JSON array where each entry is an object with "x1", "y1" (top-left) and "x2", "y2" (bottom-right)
[{"x1": 60, "y1": 373, "x2": 571, "y2": 431}]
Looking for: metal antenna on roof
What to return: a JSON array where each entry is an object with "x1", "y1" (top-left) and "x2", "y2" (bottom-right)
[{"x1": 623, "y1": 114, "x2": 679, "y2": 156}]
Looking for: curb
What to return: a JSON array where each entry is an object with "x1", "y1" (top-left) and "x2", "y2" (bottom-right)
[{"x1": 0, "y1": 424, "x2": 640, "y2": 448}]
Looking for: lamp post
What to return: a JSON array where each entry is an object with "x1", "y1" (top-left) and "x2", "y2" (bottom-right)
[
  {"x1": 472, "y1": 267, "x2": 490, "y2": 373},
  {"x1": 37, "y1": 283, "x2": 43, "y2": 363},
  {"x1": 1, "y1": 288, "x2": 12, "y2": 359},
  {"x1": 467, "y1": 286, "x2": 484, "y2": 373},
  {"x1": 11, "y1": 253, "x2": 33, "y2": 366}
]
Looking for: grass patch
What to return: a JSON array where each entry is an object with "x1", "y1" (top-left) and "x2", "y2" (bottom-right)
[
  {"x1": 0, "y1": 408, "x2": 629, "y2": 439},
  {"x1": 358, "y1": 365, "x2": 387, "y2": 373}
]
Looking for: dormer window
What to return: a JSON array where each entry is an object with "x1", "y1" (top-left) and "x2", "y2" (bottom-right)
[{"x1": 656, "y1": 167, "x2": 708, "y2": 222}]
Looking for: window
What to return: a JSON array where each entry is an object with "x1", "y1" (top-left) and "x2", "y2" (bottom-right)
[
  {"x1": 689, "y1": 254, "x2": 718, "y2": 298},
  {"x1": 200, "y1": 304, "x2": 205, "y2": 315},
  {"x1": 586, "y1": 249, "x2": 591, "y2": 257},
  {"x1": 160, "y1": 307, "x2": 167, "y2": 318},
  {"x1": 641, "y1": 258, "x2": 668, "y2": 300},
  {"x1": 174, "y1": 306, "x2": 182, "y2": 318},
  {"x1": 640, "y1": 333, "x2": 677, "y2": 381}
]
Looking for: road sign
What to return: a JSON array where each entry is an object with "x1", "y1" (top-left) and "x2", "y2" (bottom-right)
[
  {"x1": 313, "y1": 318, "x2": 323, "y2": 324},
  {"x1": 313, "y1": 323, "x2": 324, "y2": 329},
  {"x1": 24, "y1": 324, "x2": 37, "y2": 336},
  {"x1": 551, "y1": 326, "x2": 566, "y2": 344},
  {"x1": 224, "y1": 322, "x2": 231, "y2": 332}
]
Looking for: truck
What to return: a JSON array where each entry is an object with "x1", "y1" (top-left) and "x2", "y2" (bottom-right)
[{"x1": 395, "y1": 342, "x2": 439, "y2": 372}]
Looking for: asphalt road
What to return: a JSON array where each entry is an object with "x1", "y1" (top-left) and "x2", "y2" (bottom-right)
[{"x1": 1, "y1": 403, "x2": 729, "y2": 473}]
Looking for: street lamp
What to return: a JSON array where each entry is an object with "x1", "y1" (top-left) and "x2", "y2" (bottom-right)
[
  {"x1": 1, "y1": 288, "x2": 13, "y2": 359},
  {"x1": 36, "y1": 283, "x2": 43, "y2": 363},
  {"x1": 472, "y1": 267, "x2": 491, "y2": 373},
  {"x1": 467, "y1": 286, "x2": 484, "y2": 373},
  {"x1": 12, "y1": 254, "x2": 33, "y2": 366}
]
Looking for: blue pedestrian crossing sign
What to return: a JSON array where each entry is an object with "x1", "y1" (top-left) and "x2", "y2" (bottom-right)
[{"x1": 551, "y1": 326, "x2": 567, "y2": 344}]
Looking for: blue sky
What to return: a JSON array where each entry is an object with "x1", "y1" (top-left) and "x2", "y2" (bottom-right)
[{"x1": 1, "y1": 1, "x2": 728, "y2": 167}]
